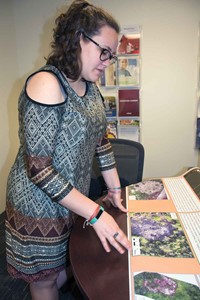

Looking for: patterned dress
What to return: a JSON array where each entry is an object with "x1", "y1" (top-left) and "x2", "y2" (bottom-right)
[{"x1": 5, "y1": 65, "x2": 116, "y2": 282}]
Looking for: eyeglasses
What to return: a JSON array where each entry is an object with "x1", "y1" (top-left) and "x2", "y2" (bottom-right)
[{"x1": 83, "y1": 33, "x2": 117, "y2": 65}]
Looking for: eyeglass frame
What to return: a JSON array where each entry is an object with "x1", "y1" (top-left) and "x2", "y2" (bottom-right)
[{"x1": 82, "y1": 32, "x2": 117, "y2": 65}]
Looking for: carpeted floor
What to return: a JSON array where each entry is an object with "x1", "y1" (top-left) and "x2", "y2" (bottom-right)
[{"x1": 0, "y1": 212, "x2": 84, "y2": 300}]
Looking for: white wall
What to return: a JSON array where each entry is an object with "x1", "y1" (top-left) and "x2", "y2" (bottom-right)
[
  {"x1": 0, "y1": 0, "x2": 200, "y2": 212},
  {"x1": 0, "y1": 0, "x2": 20, "y2": 212}
]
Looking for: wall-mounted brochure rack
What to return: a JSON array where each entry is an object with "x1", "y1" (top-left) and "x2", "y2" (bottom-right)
[{"x1": 98, "y1": 25, "x2": 142, "y2": 142}]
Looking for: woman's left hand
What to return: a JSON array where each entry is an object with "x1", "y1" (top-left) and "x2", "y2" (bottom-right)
[{"x1": 102, "y1": 190, "x2": 128, "y2": 213}]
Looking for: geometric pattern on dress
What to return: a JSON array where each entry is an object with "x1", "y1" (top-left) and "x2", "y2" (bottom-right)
[
  {"x1": 7, "y1": 161, "x2": 68, "y2": 218},
  {"x1": 6, "y1": 202, "x2": 75, "y2": 237}
]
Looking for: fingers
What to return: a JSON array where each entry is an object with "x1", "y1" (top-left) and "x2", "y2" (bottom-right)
[
  {"x1": 97, "y1": 230, "x2": 128, "y2": 254},
  {"x1": 113, "y1": 230, "x2": 131, "y2": 250},
  {"x1": 110, "y1": 229, "x2": 131, "y2": 253},
  {"x1": 99, "y1": 236, "x2": 111, "y2": 253},
  {"x1": 103, "y1": 191, "x2": 128, "y2": 212},
  {"x1": 117, "y1": 202, "x2": 128, "y2": 213},
  {"x1": 103, "y1": 195, "x2": 128, "y2": 213},
  {"x1": 93, "y1": 213, "x2": 132, "y2": 254},
  {"x1": 111, "y1": 230, "x2": 131, "y2": 254}
]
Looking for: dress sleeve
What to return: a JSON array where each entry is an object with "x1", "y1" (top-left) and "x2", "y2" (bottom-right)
[
  {"x1": 22, "y1": 101, "x2": 73, "y2": 202},
  {"x1": 95, "y1": 134, "x2": 116, "y2": 171}
]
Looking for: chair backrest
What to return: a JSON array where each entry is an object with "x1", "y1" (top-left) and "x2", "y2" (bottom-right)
[
  {"x1": 89, "y1": 138, "x2": 145, "y2": 200},
  {"x1": 110, "y1": 138, "x2": 144, "y2": 187}
]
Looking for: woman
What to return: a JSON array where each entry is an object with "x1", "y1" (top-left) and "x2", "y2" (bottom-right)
[{"x1": 5, "y1": 1, "x2": 131, "y2": 299}]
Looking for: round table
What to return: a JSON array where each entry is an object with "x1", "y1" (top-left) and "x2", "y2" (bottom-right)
[{"x1": 69, "y1": 189, "x2": 129, "y2": 300}]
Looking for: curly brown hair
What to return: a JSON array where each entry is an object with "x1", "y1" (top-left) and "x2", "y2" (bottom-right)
[{"x1": 46, "y1": 0, "x2": 120, "y2": 81}]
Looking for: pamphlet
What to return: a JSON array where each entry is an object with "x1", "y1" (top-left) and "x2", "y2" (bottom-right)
[
  {"x1": 118, "y1": 119, "x2": 140, "y2": 141},
  {"x1": 117, "y1": 56, "x2": 140, "y2": 87},
  {"x1": 104, "y1": 96, "x2": 117, "y2": 117},
  {"x1": 118, "y1": 89, "x2": 139, "y2": 117},
  {"x1": 106, "y1": 118, "x2": 118, "y2": 139}
]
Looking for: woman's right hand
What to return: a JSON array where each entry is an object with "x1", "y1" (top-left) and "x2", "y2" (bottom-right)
[
  {"x1": 59, "y1": 188, "x2": 131, "y2": 253},
  {"x1": 92, "y1": 210, "x2": 131, "y2": 254}
]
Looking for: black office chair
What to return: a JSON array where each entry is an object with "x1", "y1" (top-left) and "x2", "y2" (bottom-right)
[{"x1": 89, "y1": 138, "x2": 145, "y2": 200}]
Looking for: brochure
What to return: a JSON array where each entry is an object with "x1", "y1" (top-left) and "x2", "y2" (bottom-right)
[
  {"x1": 106, "y1": 118, "x2": 118, "y2": 139},
  {"x1": 104, "y1": 95, "x2": 117, "y2": 117},
  {"x1": 99, "y1": 63, "x2": 116, "y2": 87},
  {"x1": 117, "y1": 27, "x2": 140, "y2": 55},
  {"x1": 117, "y1": 56, "x2": 140, "y2": 87},
  {"x1": 118, "y1": 119, "x2": 140, "y2": 141},
  {"x1": 118, "y1": 89, "x2": 139, "y2": 117}
]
